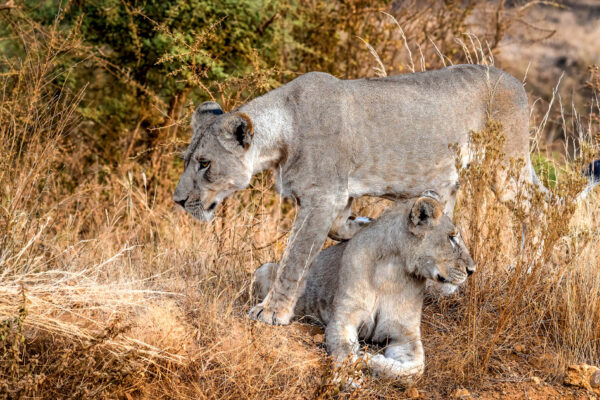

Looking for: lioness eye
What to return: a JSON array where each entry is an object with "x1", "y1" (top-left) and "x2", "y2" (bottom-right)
[{"x1": 197, "y1": 159, "x2": 210, "y2": 170}]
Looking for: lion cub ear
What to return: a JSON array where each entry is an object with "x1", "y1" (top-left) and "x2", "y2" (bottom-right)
[
  {"x1": 192, "y1": 101, "x2": 223, "y2": 132},
  {"x1": 409, "y1": 196, "x2": 442, "y2": 233}
]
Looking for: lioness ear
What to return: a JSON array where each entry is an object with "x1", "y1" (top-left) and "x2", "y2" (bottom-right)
[
  {"x1": 409, "y1": 196, "x2": 442, "y2": 230},
  {"x1": 229, "y1": 112, "x2": 254, "y2": 150},
  {"x1": 192, "y1": 101, "x2": 223, "y2": 132}
]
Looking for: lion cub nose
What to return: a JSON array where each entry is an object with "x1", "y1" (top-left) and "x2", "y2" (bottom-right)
[
  {"x1": 175, "y1": 197, "x2": 188, "y2": 208},
  {"x1": 466, "y1": 265, "x2": 476, "y2": 276}
]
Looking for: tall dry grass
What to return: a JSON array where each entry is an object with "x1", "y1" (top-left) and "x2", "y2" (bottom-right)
[{"x1": 1, "y1": 4, "x2": 600, "y2": 400}]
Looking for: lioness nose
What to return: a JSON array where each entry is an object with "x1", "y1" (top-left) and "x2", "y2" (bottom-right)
[{"x1": 467, "y1": 267, "x2": 475, "y2": 276}]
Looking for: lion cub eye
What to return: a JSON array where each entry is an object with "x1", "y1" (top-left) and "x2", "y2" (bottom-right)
[
  {"x1": 196, "y1": 159, "x2": 211, "y2": 171},
  {"x1": 449, "y1": 234, "x2": 459, "y2": 248}
]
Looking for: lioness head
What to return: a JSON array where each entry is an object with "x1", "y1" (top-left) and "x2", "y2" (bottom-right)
[
  {"x1": 174, "y1": 102, "x2": 254, "y2": 221},
  {"x1": 405, "y1": 196, "x2": 476, "y2": 292}
]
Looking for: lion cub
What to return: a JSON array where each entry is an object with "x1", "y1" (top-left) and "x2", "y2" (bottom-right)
[{"x1": 253, "y1": 195, "x2": 475, "y2": 382}]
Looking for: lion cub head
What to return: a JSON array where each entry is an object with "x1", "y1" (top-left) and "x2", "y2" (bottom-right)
[
  {"x1": 174, "y1": 102, "x2": 254, "y2": 221},
  {"x1": 404, "y1": 196, "x2": 476, "y2": 293}
]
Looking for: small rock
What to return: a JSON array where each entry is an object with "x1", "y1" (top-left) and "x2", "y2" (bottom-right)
[
  {"x1": 452, "y1": 388, "x2": 470, "y2": 399},
  {"x1": 591, "y1": 369, "x2": 600, "y2": 389},
  {"x1": 564, "y1": 364, "x2": 600, "y2": 395},
  {"x1": 530, "y1": 376, "x2": 541, "y2": 385},
  {"x1": 514, "y1": 344, "x2": 526, "y2": 353},
  {"x1": 406, "y1": 387, "x2": 420, "y2": 399}
]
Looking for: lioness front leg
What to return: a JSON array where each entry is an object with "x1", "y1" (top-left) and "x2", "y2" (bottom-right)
[
  {"x1": 249, "y1": 198, "x2": 345, "y2": 325},
  {"x1": 328, "y1": 198, "x2": 372, "y2": 241}
]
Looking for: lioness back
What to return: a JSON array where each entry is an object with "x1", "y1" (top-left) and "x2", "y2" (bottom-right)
[{"x1": 278, "y1": 64, "x2": 529, "y2": 200}]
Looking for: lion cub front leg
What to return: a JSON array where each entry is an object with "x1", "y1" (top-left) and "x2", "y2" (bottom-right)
[
  {"x1": 328, "y1": 198, "x2": 372, "y2": 241},
  {"x1": 325, "y1": 318, "x2": 362, "y2": 365},
  {"x1": 252, "y1": 263, "x2": 278, "y2": 302},
  {"x1": 368, "y1": 328, "x2": 425, "y2": 384},
  {"x1": 325, "y1": 318, "x2": 366, "y2": 388}
]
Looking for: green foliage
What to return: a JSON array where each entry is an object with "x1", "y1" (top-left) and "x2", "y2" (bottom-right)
[
  {"x1": 532, "y1": 153, "x2": 559, "y2": 189},
  {"x1": 69, "y1": 0, "x2": 281, "y2": 93},
  {"x1": 12, "y1": 0, "x2": 286, "y2": 170}
]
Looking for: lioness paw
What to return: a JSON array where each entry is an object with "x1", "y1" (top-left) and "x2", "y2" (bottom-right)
[
  {"x1": 328, "y1": 216, "x2": 373, "y2": 241},
  {"x1": 248, "y1": 302, "x2": 293, "y2": 326}
]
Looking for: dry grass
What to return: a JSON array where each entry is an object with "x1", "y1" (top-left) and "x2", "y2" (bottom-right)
[{"x1": 1, "y1": 3, "x2": 600, "y2": 400}]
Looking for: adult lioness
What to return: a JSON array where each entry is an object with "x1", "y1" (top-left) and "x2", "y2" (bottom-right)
[
  {"x1": 253, "y1": 195, "x2": 476, "y2": 382},
  {"x1": 174, "y1": 64, "x2": 530, "y2": 325}
]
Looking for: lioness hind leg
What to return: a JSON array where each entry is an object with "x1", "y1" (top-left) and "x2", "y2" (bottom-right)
[
  {"x1": 328, "y1": 198, "x2": 372, "y2": 241},
  {"x1": 252, "y1": 263, "x2": 278, "y2": 302},
  {"x1": 493, "y1": 163, "x2": 532, "y2": 205},
  {"x1": 493, "y1": 160, "x2": 539, "y2": 251}
]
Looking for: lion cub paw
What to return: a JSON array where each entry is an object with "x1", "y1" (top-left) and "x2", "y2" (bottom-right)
[
  {"x1": 368, "y1": 354, "x2": 423, "y2": 384},
  {"x1": 331, "y1": 369, "x2": 364, "y2": 391}
]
